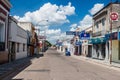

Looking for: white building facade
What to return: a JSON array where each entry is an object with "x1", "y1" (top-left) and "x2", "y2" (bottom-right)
[{"x1": 9, "y1": 17, "x2": 27, "y2": 60}]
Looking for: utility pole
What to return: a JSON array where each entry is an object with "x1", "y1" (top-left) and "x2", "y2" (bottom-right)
[{"x1": 110, "y1": 0, "x2": 113, "y2": 64}]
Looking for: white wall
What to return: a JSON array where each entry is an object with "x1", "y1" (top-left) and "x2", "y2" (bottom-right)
[
  {"x1": 9, "y1": 18, "x2": 28, "y2": 59},
  {"x1": 18, "y1": 22, "x2": 32, "y2": 32},
  {"x1": 16, "y1": 43, "x2": 27, "y2": 59}
]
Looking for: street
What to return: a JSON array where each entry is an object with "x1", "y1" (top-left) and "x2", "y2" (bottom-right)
[{"x1": 8, "y1": 48, "x2": 120, "y2": 80}]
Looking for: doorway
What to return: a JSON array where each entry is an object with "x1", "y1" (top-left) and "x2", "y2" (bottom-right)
[
  {"x1": 87, "y1": 45, "x2": 92, "y2": 57},
  {"x1": 10, "y1": 42, "x2": 16, "y2": 61}
]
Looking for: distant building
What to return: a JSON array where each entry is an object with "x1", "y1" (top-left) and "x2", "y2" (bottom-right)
[
  {"x1": 0, "y1": 0, "x2": 12, "y2": 64},
  {"x1": 81, "y1": 26, "x2": 92, "y2": 57}
]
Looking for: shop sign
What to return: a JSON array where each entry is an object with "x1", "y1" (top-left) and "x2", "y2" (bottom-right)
[
  {"x1": 66, "y1": 31, "x2": 75, "y2": 35},
  {"x1": 80, "y1": 33, "x2": 90, "y2": 40},
  {"x1": 105, "y1": 32, "x2": 118, "y2": 40},
  {"x1": 66, "y1": 31, "x2": 81, "y2": 36}
]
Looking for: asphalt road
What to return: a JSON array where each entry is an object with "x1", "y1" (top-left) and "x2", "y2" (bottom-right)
[{"x1": 11, "y1": 48, "x2": 120, "y2": 80}]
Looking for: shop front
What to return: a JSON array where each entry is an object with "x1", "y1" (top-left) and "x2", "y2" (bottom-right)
[
  {"x1": 90, "y1": 37, "x2": 108, "y2": 60},
  {"x1": 74, "y1": 41, "x2": 82, "y2": 55},
  {"x1": 105, "y1": 32, "x2": 120, "y2": 63}
]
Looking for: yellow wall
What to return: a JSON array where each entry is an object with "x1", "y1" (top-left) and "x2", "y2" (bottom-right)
[{"x1": 112, "y1": 40, "x2": 120, "y2": 63}]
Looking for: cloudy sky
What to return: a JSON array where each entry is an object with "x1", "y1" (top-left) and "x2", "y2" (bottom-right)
[{"x1": 10, "y1": 0, "x2": 116, "y2": 44}]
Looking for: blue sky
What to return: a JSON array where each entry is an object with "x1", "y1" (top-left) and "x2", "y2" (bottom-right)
[{"x1": 10, "y1": 0, "x2": 117, "y2": 44}]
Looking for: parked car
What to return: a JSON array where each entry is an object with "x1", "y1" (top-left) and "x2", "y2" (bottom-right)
[{"x1": 65, "y1": 51, "x2": 71, "y2": 56}]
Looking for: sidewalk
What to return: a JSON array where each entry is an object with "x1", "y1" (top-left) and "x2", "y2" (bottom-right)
[
  {"x1": 0, "y1": 54, "x2": 43, "y2": 80},
  {"x1": 71, "y1": 54, "x2": 120, "y2": 72}
]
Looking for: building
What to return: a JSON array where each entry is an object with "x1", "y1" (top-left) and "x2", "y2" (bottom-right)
[
  {"x1": 18, "y1": 22, "x2": 37, "y2": 56},
  {"x1": 81, "y1": 26, "x2": 92, "y2": 57},
  {"x1": 73, "y1": 28, "x2": 82, "y2": 55},
  {"x1": 8, "y1": 16, "x2": 27, "y2": 61},
  {"x1": 0, "y1": 0, "x2": 12, "y2": 64},
  {"x1": 92, "y1": 2, "x2": 120, "y2": 63}
]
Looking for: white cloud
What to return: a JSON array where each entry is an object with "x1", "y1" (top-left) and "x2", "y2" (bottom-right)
[
  {"x1": 14, "y1": 2, "x2": 75, "y2": 26},
  {"x1": 14, "y1": 15, "x2": 20, "y2": 20},
  {"x1": 46, "y1": 29, "x2": 61, "y2": 35},
  {"x1": 70, "y1": 23, "x2": 77, "y2": 31},
  {"x1": 89, "y1": 3, "x2": 104, "y2": 15},
  {"x1": 14, "y1": 2, "x2": 75, "y2": 44},
  {"x1": 46, "y1": 29, "x2": 73, "y2": 44},
  {"x1": 79, "y1": 15, "x2": 92, "y2": 29},
  {"x1": 46, "y1": 29, "x2": 61, "y2": 44}
]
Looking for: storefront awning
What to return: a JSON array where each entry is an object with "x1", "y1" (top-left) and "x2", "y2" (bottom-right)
[{"x1": 88, "y1": 37, "x2": 108, "y2": 44}]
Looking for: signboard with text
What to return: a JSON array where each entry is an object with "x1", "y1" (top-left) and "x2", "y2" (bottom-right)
[
  {"x1": 80, "y1": 33, "x2": 90, "y2": 40},
  {"x1": 66, "y1": 31, "x2": 81, "y2": 35}
]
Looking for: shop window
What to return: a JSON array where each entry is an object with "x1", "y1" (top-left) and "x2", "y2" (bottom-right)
[
  {"x1": 96, "y1": 22, "x2": 99, "y2": 29},
  {"x1": 102, "y1": 18, "x2": 105, "y2": 26}
]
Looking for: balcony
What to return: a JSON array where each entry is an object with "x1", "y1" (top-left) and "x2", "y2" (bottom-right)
[{"x1": 0, "y1": 42, "x2": 5, "y2": 51}]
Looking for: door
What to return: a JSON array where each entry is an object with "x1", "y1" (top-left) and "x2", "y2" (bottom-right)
[
  {"x1": 11, "y1": 42, "x2": 16, "y2": 61},
  {"x1": 88, "y1": 45, "x2": 92, "y2": 57}
]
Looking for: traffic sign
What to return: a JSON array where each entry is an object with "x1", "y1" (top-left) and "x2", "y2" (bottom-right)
[
  {"x1": 66, "y1": 31, "x2": 74, "y2": 35},
  {"x1": 110, "y1": 12, "x2": 119, "y2": 21}
]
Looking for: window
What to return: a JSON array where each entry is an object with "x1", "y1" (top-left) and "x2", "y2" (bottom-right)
[
  {"x1": 17, "y1": 43, "x2": 19, "y2": 52},
  {"x1": 23, "y1": 44, "x2": 25, "y2": 51},
  {"x1": 102, "y1": 18, "x2": 105, "y2": 26},
  {"x1": 96, "y1": 22, "x2": 99, "y2": 28}
]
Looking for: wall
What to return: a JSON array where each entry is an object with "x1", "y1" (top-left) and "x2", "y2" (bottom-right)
[
  {"x1": 9, "y1": 18, "x2": 28, "y2": 60},
  {"x1": 112, "y1": 4, "x2": 120, "y2": 29},
  {"x1": 112, "y1": 40, "x2": 120, "y2": 63},
  {"x1": 18, "y1": 22, "x2": 32, "y2": 32},
  {"x1": 0, "y1": 0, "x2": 12, "y2": 64},
  {"x1": 0, "y1": 51, "x2": 8, "y2": 64},
  {"x1": 16, "y1": 43, "x2": 27, "y2": 59}
]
